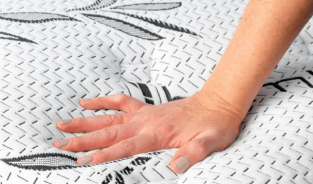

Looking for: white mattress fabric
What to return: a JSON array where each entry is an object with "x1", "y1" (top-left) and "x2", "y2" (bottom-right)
[{"x1": 0, "y1": 0, "x2": 313, "y2": 183}]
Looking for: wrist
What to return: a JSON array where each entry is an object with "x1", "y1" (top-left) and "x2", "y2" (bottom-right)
[
  {"x1": 197, "y1": 66, "x2": 263, "y2": 122},
  {"x1": 192, "y1": 89, "x2": 247, "y2": 124}
]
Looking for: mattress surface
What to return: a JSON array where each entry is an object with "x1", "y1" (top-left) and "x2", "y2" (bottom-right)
[{"x1": 0, "y1": 0, "x2": 313, "y2": 183}]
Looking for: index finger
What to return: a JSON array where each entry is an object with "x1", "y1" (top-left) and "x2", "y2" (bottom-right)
[
  {"x1": 56, "y1": 113, "x2": 132, "y2": 133},
  {"x1": 80, "y1": 93, "x2": 147, "y2": 113}
]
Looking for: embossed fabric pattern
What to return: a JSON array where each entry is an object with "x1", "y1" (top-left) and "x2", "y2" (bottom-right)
[{"x1": 0, "y1": 0, "x2": 313, "y2": 183}]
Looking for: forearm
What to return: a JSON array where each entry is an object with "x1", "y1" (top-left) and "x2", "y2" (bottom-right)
[{"x1": 198, "y1": 0, "x2": 313, "y2": 121}]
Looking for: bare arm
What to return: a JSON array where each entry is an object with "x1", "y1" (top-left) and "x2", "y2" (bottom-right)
[{"x1": 197, "y1": 0, "x2": 313, "y2": 121}]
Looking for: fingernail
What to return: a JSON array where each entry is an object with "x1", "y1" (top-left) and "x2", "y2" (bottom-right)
[
  {"x1": 60, "y1": 119, "x2": 71, "y2": 124},
  {"x1": 173, "y1": 156, "x2": 191, "y2": 173},
  {"x1": 54, "y1": 139, "x2": 69, "y2": 147},
  {"x1": 80, "y1": 98, "x2": 91, "y2": 102},
  {"x1": 77, "y1": 156, "x2": 93, "y2": 165}
]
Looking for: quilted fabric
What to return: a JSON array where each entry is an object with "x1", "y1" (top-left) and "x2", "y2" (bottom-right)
[{"x1": 0, "y1": 0, "x2": 313, "y2": 183}]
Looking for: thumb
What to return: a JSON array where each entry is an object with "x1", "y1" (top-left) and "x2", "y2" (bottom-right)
[{"x1": 169, "y1": 129, "x2": 223, "y2": 174}]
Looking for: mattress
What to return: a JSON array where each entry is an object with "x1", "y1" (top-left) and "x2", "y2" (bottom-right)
[{"x1": 0, "y1": 0, "x2": 313, "y2": 183}]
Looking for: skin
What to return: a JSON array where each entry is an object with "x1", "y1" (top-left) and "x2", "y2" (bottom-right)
[{"x1": 53, "y1": 0, "x2": 313, "y2": 174}]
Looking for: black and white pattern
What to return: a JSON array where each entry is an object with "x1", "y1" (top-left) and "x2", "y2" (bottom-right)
[
  {"x1": 0, "y1": 31, "x2": 37, "y2": 43},
  {"x1": 0, "y1": 0, "x2": 200, "y2": 43},
  {"x1": 83, "y1": 14, "x2": 165, "y2": 40},
  {"x1": 111, "y1": 2, "x2": 182, "y2": 11},
  {"x1": 0, "y1": 0, "x2": 313, "y2": 183},
  {"x1": 111, "y1": 12, "x2": 201, "y2": 37},
  {"x1": 67, "y1": 0, "x2": 118, "y2": 12},
  {"x1": 1, "y1": 153, "x2": 80, "y2": 171},
  {"x1": 0, "y1": 12, "x2": 80, "y2": 23}
]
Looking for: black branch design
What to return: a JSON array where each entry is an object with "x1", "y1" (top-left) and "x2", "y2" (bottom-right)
[
  {"x1": 82, "y1": 13, "x2": 164, "y2": 40},
  {"x1": 0, "y1": 12, "x2": 80, "y2": 23},
  {"x1": 111, "y1": 2, "x2": 181, "y2": 11},
  {"x1": 102, "y1": 173, "x2": 113, "y2": 184},
  {"x1": 0, "y1": 31, "x2": 37, "y2": 44},
  {"x1": 171, "y1": 96, "x2": 187, "y2": 101},
  {"x1": 120, "y1": 166, "x2": 134, "y2": 175},
  {"x1": 0, "y1": 1, "x2": 200, "y2": 42},
  {"x1": 67, "y1": 0, "x2": 118, "y2": 12},
  {"x1": 102, "y1": 156, "x2": 152, "y2": 184},
  {"x1": 112, "y1": 12, "x2": 201, "y2": 37},
  {"x1": 130, "y1": 156, "x2": 152, "y2": 166},
  {"x1": 0, "y1": 153, "x2": 85, "y2": 171}
]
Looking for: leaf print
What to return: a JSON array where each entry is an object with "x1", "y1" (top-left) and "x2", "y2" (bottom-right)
[
  {"x1": 103, "y1": 173, "x2": 113, "y2": 184},
  {"x1": 0, "y1": 12, "x2": 80, "y2": 23},
  {"x1": 82, "y1": 13, "x2": 164, "y2": 40},
  {"x1": 0, "y1": 31, "x2": 37, "y2": 44},
  {"x1": 1, "y1": 153, "x2": 82, "y2": 171},
  {"x1": 120, "y1": 166, "x2": 134, "y2": 175},
  {"x1": 112, "y1": 12, "x2": 201, "y2": 37},
  {"x1": 115, "y1": 172, "x2": 125, "y2": 184},
  {"x1": 171, "y1": 96, "x2": 187, "y2": 101},
  {"x1": 102, "y1": 156, "x2": 153, "y2": 184},
  {"x1": 147, "y1": 150, "x2": 165, "y2": 155},
  {"x1": 130, "y1": 156, "x2": 152, "y2": 166},
  {"x1": 111, "y1": 2, "x2": 181, "y2": 11},
  {"x1": 67, "y1": 0, "x2": 117, "y2": 12}
]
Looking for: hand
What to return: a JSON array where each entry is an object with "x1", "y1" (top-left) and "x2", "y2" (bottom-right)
[{"x1": 53, "y1": 91, "x2": 244, "y2": 174}]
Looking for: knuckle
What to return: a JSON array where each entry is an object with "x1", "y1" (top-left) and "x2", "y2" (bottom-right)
[
  {"x1": 151, "y1": 125, "x2": 173, "y2": 148},
  {"x1": 120, "y1": 140, "x2": 135, "y2": 153},
  {"x1": 116, "y1": 93, "x2": 127, "y2": 101},
  {"x1": 116, "y1": 113, "x2": 131, "y2": 124},
  {"x1": 123, "y1": 113, "x2": 133, "y2": 122},
  {"x1": 148, "y1": 129, "x2": 157, "y2": 138},
  {"x1": 74, "y1": 137, "x2": 88, "y2": 152},
  {"x1": 103, "y1": 127, "x2": 118, "y2": 140},
  {"x1": 168, "y1": 139, "x2": 183, "y2": 148},
  {"x1": 210, "y1": 128, "x2": 223, "y2": 140},
  {"x1": 106, "y1": 114, "x2": 115, "y2": 124},
  {"x1": 137, "y1": 113, "x2": 157, "y2": 123},
  {"x1": 157, "y1": 125, "x2": 172, "y2": 135},
  {"x1": 189, "y1": 139, "x2": 207, "y2": 155}
]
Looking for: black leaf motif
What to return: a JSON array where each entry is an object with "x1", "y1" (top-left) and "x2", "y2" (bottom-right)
[
  {"x1": 0, "y1": 153, "x2": 84, "y2": 171},
  {"x1": 171, "y1": 96, "x2": 187, "y2": 101},
  {"x1": 0, "y1": 31, "x2": 37, "y2": 44},
  {"x1": 115, "y1": 172, "x2": 125, "y2": 184},
  {"x1": 111, "y1": 2, "x2": 181, "y2": 11},
  {"x1": 102, "y1": 156, "x2": 152, "y2": 184},
  {"x1": 102, "y1": 171, "x2": 126, "y2": 184},
  {"x1": 82, "y1": 13, "x2": 164, "y2": 40},
  {"x1": 162, "y1": 86, "x2": 172, "y2": 102},
  {"x1": 147, "y1": 151, "x2": 165, "y2": 155},
  {"x1": 120, "y1": 166, "x2": 134, "y2": 175},
  {"x1": 0, "y1": 12, "x2": 80, "y2": 23},
  {"x1": 130, "y1": 156, "x2": 152, "y2": 166},
  {"x1": 113, "y1": 12, "x2": 201, "y2": 37},
  {"x1": 102, "y1": 173, "x2": 113, "y2": 184},
  {"x1": 67, "y1": 0, "x2": 117, "y2": 12}
]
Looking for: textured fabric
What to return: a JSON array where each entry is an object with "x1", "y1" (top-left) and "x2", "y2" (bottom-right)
[{"x1": 0, "y1": 0, "x2": 313, "y2": 183}]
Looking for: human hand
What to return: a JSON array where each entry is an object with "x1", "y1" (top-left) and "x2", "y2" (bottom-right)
[{"x1": 53, "y1": 91, "x2": 244, "y2": 174}]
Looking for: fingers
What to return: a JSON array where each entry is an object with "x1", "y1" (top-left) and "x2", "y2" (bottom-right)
[
  {"x1": 79, "y1": 93, "x2": 147, "y2": 113},
  {"x1": 53, "y1": 123, "x2": 137, "y2": 152},
  {"x1": 169, "y1": 129, "x2": 223, "y2": 174},
  {"x1": 56, "y1": 113, "x2": 132, "y2": 133},
  {"x1": 76, "y1": 134, "x2": 159, "y2": 165}
]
